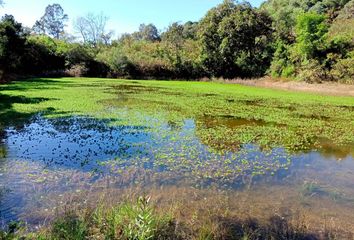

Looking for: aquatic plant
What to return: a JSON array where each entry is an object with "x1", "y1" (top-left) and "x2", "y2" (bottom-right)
[{"x1": 0, "y1": 78, "x2": 353, "y2": 237}]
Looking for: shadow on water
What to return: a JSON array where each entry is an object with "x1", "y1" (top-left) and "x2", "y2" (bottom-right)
[
  {"x1": 4, "y1": 115, "x2": 151, "y2": 172},
  {"x1": 0, "y1": 92, "x2": 56, "y2": 165},
  {"x1": 0, "y1": 78, "x2": 73, "y2": 139},
  {"x1": 0, "y1": 94, "x2": 52, "y2": 126},
  {"x1": 201, "y1": 115, "x2": 268, "y2": 128},
  {"x1": 0, "y1": 78, "x2": 71, "y2": 92}
]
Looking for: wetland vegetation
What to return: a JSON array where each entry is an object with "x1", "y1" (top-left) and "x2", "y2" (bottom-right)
[
  {"x1": 1, "y1": 0, "x2": 354, "y2": 239},
  {"x1": 0, "y1": 78, "x2": 353, "y2": 239}
]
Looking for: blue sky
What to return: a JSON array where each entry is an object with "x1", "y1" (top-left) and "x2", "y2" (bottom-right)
[{"x1": 0, "y1": 0, "x2": 264, "y2": 36}]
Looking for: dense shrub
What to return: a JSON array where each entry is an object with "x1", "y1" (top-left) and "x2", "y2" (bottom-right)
[
  {"x1": 199, "y1": 1, "x2": 274, "y2": 78},
  {"x1": 24, "y1": 35, "x2": 66, "y2": 75},
  {"x1": 330, "y1": 51, "x2": 354, "y2": 83},
  {"x1": 1, "y1": 0, "x2": 353, "y2": 82},
  {"x1": 0, "y1": 15, "x2": 27, "y2": 79}
]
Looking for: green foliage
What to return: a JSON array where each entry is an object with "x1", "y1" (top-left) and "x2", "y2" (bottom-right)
[
  {"x1": 329, "y1": 16, "x2": 354, "y2": 43},
  {"x1": 0, "y1": 222, "x2": 25, "y2": 240},
  {"x1": 263, "y1": 0, "x2": 354, "y2": 82},
  {"x1": 122, "y1": 196, "x2": 157, "y2": 240},
  {"x1": 270, "y1": 41, "x2": 292, "y2": 78},
  {"x1": 330, "y1": 51, "x2": 354, "y2": 83},
  {"x1": 199, "y1": 1, "x2": 273, "y2": 78},
  {"x1": 281, "y1": 12, "x2": 330, "y2": 82},
  {"x1": 293, "y1": 13, "x2": 328, "y2": 60},
  {"x1": 24, "y1": 35, "x2": 66, "y2": 74},
  {"x1": 70, "y1": 197, "x2": 160, "y2": 240},
  {"x1": 132, "y1": 24, "x2": 160, "y2": 42},
  {"x1": 161, "y1": 22, "x2": 203, "y2": 78},
  {"x1": 48, "y1": 200, "x2": 166, "y2": 240},
  {"x1": 97, "y1": 33, "x2": 203, "y2": 79},
  {"x1": 1, "y1": 0, "x2": 354, "y2": 82},
  {"x1": 261, "y1": 0, "x2": 350, "y2": 41},
  {"x1": 0, "y1": 193, "x2": 345, "y2": 239},
  {"x1": 0, "y1": 15, "x2": 26, "y2": 77},
  {"x1": 51, "y1": 215, "x2": 88, "y2": 240},
  {"x1": 269, "y1": 12, "x2": 351, "y2": 82}
]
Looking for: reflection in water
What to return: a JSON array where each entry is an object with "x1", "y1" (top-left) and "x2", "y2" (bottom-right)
[
  {"x1": 5, "y1": 115, "x2": 151, "y2": 171},
  {"x1": 0, "y1": 113, "x2": 353, "y2": 235},
  {"x1": 2, "y1": 116, "x2": 294, "y2": 187},
  {"x1": 201, "y1": 115, "x2": 268, "y2": 128},
  {"x1": 0, "y1": 145, "x2": 6, "y2": 159},
  {"x1": 315, "y1": 137, "x2": 354, "y2": 160}
]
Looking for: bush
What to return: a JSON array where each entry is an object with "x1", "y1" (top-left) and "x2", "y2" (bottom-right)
[
  {"x1": 282, "y1": 64, "x2": 296, "y2": 78},
  {"x1": 66, "y1": 64, "x2": 88, "y2": 77},
  {"x1": 298, "y1": 60, "x2": 327, "y2": 83},
  {"x1": 24, "y1": 35, "x2": 66, "y2": 75},
  {"x1": 330, "y1": 55, "x2": 354, "y2": 83}
]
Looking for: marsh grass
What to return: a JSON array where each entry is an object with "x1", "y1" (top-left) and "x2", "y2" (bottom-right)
[{"x1": 0, "y1": 195, "x2": 336, "y2": 240}]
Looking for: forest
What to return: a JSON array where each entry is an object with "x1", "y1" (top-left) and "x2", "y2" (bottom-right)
[{"x1": 1, "y1": 0, "x2": 353, "y2": 83}]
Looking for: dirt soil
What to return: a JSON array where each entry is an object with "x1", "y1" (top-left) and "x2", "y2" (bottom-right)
[{"x1": 222, "y1": 77, "x2": 354, "y2": 97}]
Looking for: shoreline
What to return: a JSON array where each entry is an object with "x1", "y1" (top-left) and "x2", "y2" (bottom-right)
[{"x1": 218, "y1": 77, "x2": 354, "y2": 97}]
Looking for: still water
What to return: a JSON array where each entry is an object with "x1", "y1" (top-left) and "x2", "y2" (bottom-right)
[{"x1": 0, "y1": 112, "x2": 353, "y2": 227}]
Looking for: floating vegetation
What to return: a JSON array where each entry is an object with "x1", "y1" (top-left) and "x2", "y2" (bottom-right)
[
  {"x1": 3, "y1": 115, "x2": 292, "y2": 187},
  {"x1": 0, "y1": 78, "x2": 353, "y2": 229}
]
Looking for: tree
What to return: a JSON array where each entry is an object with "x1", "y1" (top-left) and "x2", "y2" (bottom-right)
[
  {"x1": 293, "y1": 13, "x2": 329, "y2": 60},
  {"x1": 198, "y1": 0, "x2": 236, "y2": 77},
  {"x1": 132, "y1": 24, "x2": 160, "y2": 42},
  {"x1": 261, "y1": 0, "x2": 351, "y2": 42},
  {"x1": 199, "y1": 0, "x2": 273, "y2": 78},
  {"x1": 33, "y1": 4, "x2": 68, "y2": 39},
  {"x1": 162, "y1": 21, "x2": 198, "y2": 41},
  {"x1": 182, "y1": 21, "x2": 198, "y2": 40},
  {"x1": 23, "y1": 35, "x2": 67, "y2": 74},
  {"x1": 161, "y1": 23, "x2": 184, "y2": 68},
  {"x1": 162, "y1": 23, "x2": 184, "y2": 44},
  {"x1": 0, "y1": 15, "x2": 26, "y2": 77},
  {"x1": 73, "y1": 12, "x2": 113, "y2": 47}
]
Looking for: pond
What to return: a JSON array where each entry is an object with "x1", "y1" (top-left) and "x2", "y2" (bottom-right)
[{"x1": 0, "y1": 78, "x2": 353, "y2": 236}]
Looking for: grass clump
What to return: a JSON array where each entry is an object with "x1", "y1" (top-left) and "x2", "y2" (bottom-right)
[
  {"x1": 94, "y1": 196, "x2": 159, "y2": 240},
  {"x1": 48, "y1": 196, "x2": 166, "y2": 240},
  {"x1": 0, "y1": 195, "x2": 343, "y2": 239},
  {"x1": 50, "y1": 215, "x2": 88, "y2": 240}
]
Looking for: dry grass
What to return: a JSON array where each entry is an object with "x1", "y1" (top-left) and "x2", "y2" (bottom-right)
[{"x1": 209, "y1": 77, "x2": 354, "y2": 97}]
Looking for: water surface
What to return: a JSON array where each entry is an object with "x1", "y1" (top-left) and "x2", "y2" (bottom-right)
[{"x1": 0, "y1": 81, "x2": 354, "y2": 236}]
